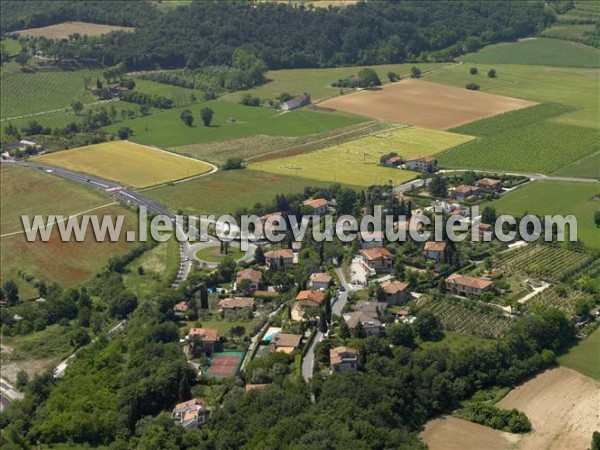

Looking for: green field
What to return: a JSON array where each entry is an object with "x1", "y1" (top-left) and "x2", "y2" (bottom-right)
[
  {"x1": 426, "y1": 63, "x2": 600, "y2": 176},
  {"x1": 34, "y1": 141, "x2": 213, "y2": 188},
  {"x1": 484, "y1": 181, "x2": 600, "y2": 249},
  {"x1": 145, "y1": 169, "x2": 350, "y2": 215},
  {"x1": 195, "y1": 246, "x2": 244, "y2": 263},
  {"x1": 0, "y1": 165, "x2": 111, "y2": 235},
  {"x1": 559, "y1": 327, "x2": 600, "y2": 380},
  {"x1": 460, "y1": 38, "x2": 600, "y2": 68},
  {"x1": 0, "y1": 65, "x2": 102, "y2": 119},
  {"x1": 103, "y1": 100, "x2": 366, "y2": 148},
  {"x1": 123, "y1": 240, "x2": 180, "y2": 299},
  {"x1": 424, "y1": 63, "x2": 598, "y2": 129},
  {"x1": 420, "y1": 332, "x2": 495, "y2": 352},
  {"x1": 0, "y1": 38, "x2": 22, "y2": 56},
  {"x1": 221, "y1": 62, "x2": 452, "y2": 103},
  {"x1": 438, "y1": 104, "x2": 599, "y2": 174},
  {"x1": 554, "y1": 152, "x2": 600, "y2": 179},
  {"x1": 249, "y1": 126, "x2": 473, "y2": 187}
]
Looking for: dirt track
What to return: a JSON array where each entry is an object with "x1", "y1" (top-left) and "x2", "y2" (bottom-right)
[{"x1": 319, "y1": 79, "x2": 537, "y2": 129}]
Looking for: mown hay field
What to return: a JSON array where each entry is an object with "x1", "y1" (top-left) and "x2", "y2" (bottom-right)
[
  {"x1": 248, "y1": 126, "x2": 474, "y2": 186},
  {"x1": 17, "y1": 21, "x2": 134, "y2": 39},
  {"x1": 33, "y1": 141, "x2": 213, "y2": 188}
]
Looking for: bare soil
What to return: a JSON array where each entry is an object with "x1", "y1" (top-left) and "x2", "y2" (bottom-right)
[
  {"x1": 497, "y1": 367, "x2": 600, "y2": 450},
  {"x1": 319, "y1": 79, "x2": 537, "y2": 129},
  {"x1": 421, "y1": 416, "x2": 520, "y2": 450}
]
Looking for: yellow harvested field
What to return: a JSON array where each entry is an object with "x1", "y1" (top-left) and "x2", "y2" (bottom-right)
[
  {"x1": 17, "y1": 21, "x2": 134, "y2": 39},
  {"x1": 33, "y1": 141, "x2": 213, "y2": 188},
  {"x1": 319, "y1": 79, "x2": 537, "y2": 129},
  {"x1": 248, "y1": 126, "x2": 472, "y2": 186},
  {"x1": 497, "y1": 367, "x2": 600, "y2": 450},
  {"x1": 421, "y1": 416, "x2": 520, "y2": 450}
]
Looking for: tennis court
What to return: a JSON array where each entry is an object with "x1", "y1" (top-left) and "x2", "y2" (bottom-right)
[{"x1": 207, "y1": 351, "x2": 245, "y2": 378}]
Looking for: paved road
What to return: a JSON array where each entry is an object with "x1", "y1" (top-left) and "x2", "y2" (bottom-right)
[
  {"x1": 301, "y1": 267, "x2": 353, "y2": 382},
  {"x1": 0, "y1": 377, "x2": 24, "y2": 411}
]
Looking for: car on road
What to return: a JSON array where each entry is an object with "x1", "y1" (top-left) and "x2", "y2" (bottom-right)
[{"x1": 339, "y1": 285, "x2": 345, "y2": 292}]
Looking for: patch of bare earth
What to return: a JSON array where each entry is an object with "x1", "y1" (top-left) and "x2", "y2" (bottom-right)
[
  {"x1": 497, "y1": 367, "x2": 600, "y2": 450},
  {"x1": 421, "y1": 416, "x2": 520, "y2": 450},
  {"x1": 319, "y1": 79, "x2": 537, "y2": 129},
  {"x1": 0, "y1": 357, "x2": 57, "y2": 385},
  {"x1": 18, "y1": 21, "x2": 134, "y2": 39}
]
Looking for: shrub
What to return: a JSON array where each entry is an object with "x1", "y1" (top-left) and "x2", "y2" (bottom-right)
[
  {"x1": 465, "y1": 83, "x2": 480, "y2": 90},
  {"x1": 469, "y1": 67, "x2": 478, "y2": 75}
]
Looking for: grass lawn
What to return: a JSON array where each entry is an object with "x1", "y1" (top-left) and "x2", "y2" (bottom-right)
[
  {"x1": 249, "y1": 126, "x2": 472, "y2": 187},
  {"x1": 0, "y1": 165, "x2": 112, "y2": 235},
  {"x1": 33, "y1": 140, "x2": 213, "y2": 188},
  {"x1": 1, "y1": 205, "x2": 138, "y2": 298},
  {"x1": 0, "y1": 65, "x2": 103, "y2": 119},
  {"x1": 123, "y1": 239, "x2": 180, "y2": 299},
  {"x1": 221, "y1": 62, "x2": 452, "y2": 103},
  {"x1": 559, "y1": 327, "x2": 600, "y2": 380},
  {"x1": 423, "y1": 63, "x2": 599, "y2": 129},
  {"x1": 459, "y1": 38, "x2": 600, "y2": 68},
  {"x1": 195, "y1": 246, "x2": 244, "y2": 263},
  {"x1": 483, "y1": 181, "x2": 600, "y2": 249},
  {"x1": 420, "y1": 332, "x2": 496, "y2": 352},
  {"x1": 2, "y1": 324, "x2": 76, "y2": 360},
  {"x1": 145, "y1": 169, "x2": 353, "y2": 215},
  {"x1": 1, "y1": 38, "x2": 22, "y2": 56},
  {"x1": 103, "y1": 100, "x2": 366, "y2": 148}
]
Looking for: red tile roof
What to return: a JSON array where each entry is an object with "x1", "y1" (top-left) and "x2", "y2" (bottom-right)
[
  {"x1": 264, "y1": 248, "x2": 294, "y2": 260},
  {"x1": 295, "y1": 290, "x2": 326, "y2": 305},
  {"x1": 424, "y1": 241, "x2": 447, "y2": 252},
  {"x1": 381, "y1": 280, "x2": 409, "y2": 295},
  {"x1": 303, "y1": 198, "x2": 328, "y2": 209},
  {"x1": 359, "y1": 247, "x2": 392, "y2": 261},
  {"x1": 218, "y1": 297, "x2": 255, "y2": 309},
  {"x1": 236, "y1": 268, "x2": 262, "y2": 284},
  {"x1": 446, "y1": 273, "x2": 493, "y2": 290}
]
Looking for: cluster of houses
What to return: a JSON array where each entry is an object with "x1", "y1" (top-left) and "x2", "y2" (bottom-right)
[
  {"x1": 451, "y1": 178, "x2": 503, "y2": 201},
  {"x1": 1, "y1": 139, "x2": 44, "y2": 159}
]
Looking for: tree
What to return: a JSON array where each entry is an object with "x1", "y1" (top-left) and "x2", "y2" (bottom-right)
[
  {"x1": 70, "y1": 327, "x2": 91, "y2": 348},
  {"x1": 488, "y1": 68, "x2": 497, "y2": 78},
  {"x1": 254, "y1": 246, "x2": 265, "y2": 265},
  {"x1": 387, "y1": 71, "x2": 398, "y2": 82},
  {"x1": 594, "y1": 211, "x2": 600, "y2": 227},
  {"x1": 465, "y1": 83, "x2": 480, "y2": 90},
  {"x1": 357, "y1": 68, "x2": 381, "y2": 87},
  {"x1": 200, "y1": 107, "x2": 214, "y2": 126},
  {"x1": 481, "y1": 206, "x2": 497, "y2": 224},
  {"x1": 338, "y1": 320, "x2": 351, "y2": 340},
  {"x1": 140, "y1": 104, "x2": 150, "y2": 116},
  {"x1": 16, "y1": 370, "x2": 29, "y2": 389},
  {"x1": 324, "y1": 293, "x2": 332, "y2": 323},
  {"x1": 118, "y1": 127, "x2": 133, "y2": 140},
  {"x1": 199, "y1": 285, "x2": 209, "y2": 309},
  {"x1": 469, "y1": 67, "x2": 478, "y2": 75},
  {"x1": 318, "y1": 311, "x2": 328, "y2": 333},
  {"x1": 428, "y1": 174, "x2": 448, "y2": 198},
  {"x1": 3, "y1": 279, "x2": 19, "y2": 306},
  {"x1": 413, "y1": 310, "x2": 442, "y2": 340},
  {"x1": 71, "y1": 100, "x2": 84, "y2": 115},
  {"x1": 410, "y1": 66, "x2": 422, "y2": 78},
  {"x1": 15, "y1": 51, "x2": 29, "y2": 68},
  {"x1": 180, "y1": 109, "x2": 193, "y2": 126},
  {"x1": 387, "y1": 323, "x2": 416, "y2": 348},
  {"x1": 354, "y1": 320, "x2": 367, "y2": 339},
  {"x1": 223, "y1": 157, "x2": 244, "y2": 170},
  {"x1": 592, "y1": 431, "x2": 600, "y2": 450}
]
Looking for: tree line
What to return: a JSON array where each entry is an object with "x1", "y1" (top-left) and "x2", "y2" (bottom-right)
[{"x1": 2, "y1": 1, "x2": 556, "y2": 70}]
